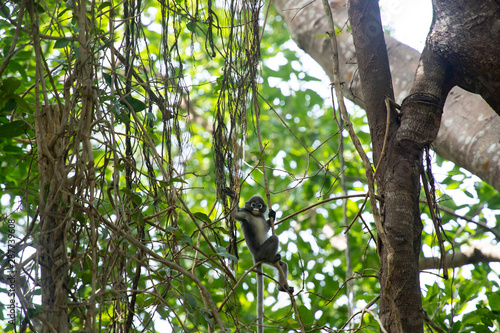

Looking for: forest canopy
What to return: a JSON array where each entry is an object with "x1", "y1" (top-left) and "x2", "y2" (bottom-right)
[{"x1": 0, "y1": 0, "x2": 499, "y2": 332}]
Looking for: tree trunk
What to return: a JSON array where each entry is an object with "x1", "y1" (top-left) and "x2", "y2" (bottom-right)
[
  {"x1": 274, "y1": 0, "x2": 500, "y2": 331},
  {"x1": 35, "y1": 105, "x2": 70, "y2": 333},
  {"x1": 32, "y1": 0, "x2": 96, "y2": 330},
  {"x1": 346, "y1": 1, "x2": 448, "y2": 330},
  {"x1": 376, "y1": 45, "x2": 452, "y2": 332},
  {"x1": 29, "y1": 0, "x2": 70, "y2": 329}
]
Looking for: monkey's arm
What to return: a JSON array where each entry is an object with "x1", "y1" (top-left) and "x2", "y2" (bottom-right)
[{"x1": 233, "y1": 208, "x2": 249, "y2": 221}]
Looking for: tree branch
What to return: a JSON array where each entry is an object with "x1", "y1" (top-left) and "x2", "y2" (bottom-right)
[
  {"x1": 273, "y1": 0, "x2": 500, "y2": 192},
  {"x1": 420, "y1": 243, "x2": 500, "y2": 270}
]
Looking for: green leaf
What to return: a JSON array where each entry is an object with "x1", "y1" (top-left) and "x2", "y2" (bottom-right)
[
  {"x1": 487, "y1": 292, "x2": 500, "y2": 311},
  {"x1": 474, "y1": 325, "x2": 494, "y2": 333},
  {"x1": 214, "y1": 226, "x2": 231, "y2": 236},
  {"x1": 80, "y1": 270, "x2": 92, "y2": 285},
  {"x1": 143, "y1": 295, "x2": 154, "y2": 307},
  {"x1": 159, "y1": 177, "x2": 188, "y2": 187},
  {"x1": 217, "y1": 251, "x2": 238, "y2": 262},
  {"x1": 120, "y1": 187, "x2": 132, "y2": 196},
  {"x1": 145, "y1": 111, "x2": 156, "y2": 123},
  {"x1": 157, "y1": 306, "x2": 168, "y2": 319},
  {"x1": 13, "y1": 95, "x2": 32, "y2": 113},
  {"x1": 103, "y1": 73, "x2": 112, "y2": 86},
  {"x1": 194, "y1": 212, "x2": 211, "y2": 224},
  {"x1": 0, "y1": 6, "x2": 10, "y2": 18},
  {"x1": 37, "y1": 3, "x2": 46, "y2": 13},
  {"x1": 0, "y1": 120, "x2": 25, "y2": 137},
  {"x1": 458, "y1": 279, "x2": 481, "y2": 306},
  {"x1": 181, "y1": 235, "x2": 193, "y2": 246},
  {"x1": 120, "y1": 95, "x2": 146, "y2": 112},
  {"x1": 1, "y1": 78, "x2": 21, "y2": 95},
  {"x1": 2, "y1": 98, "x2": 17, "y2": 112},
  {"x1": 54, "y1": 38, "x2": 71, "y2": 49},
  {"x1": 199, "y1": 308, "x2": 214, "y2": 326},
  {"x1": 111, "y1": 103, "x2": 129, "y2": 123},
  {"x1": 65, "y1": 0, "x2": 74, "y2": 10},
  {"x1": 26, "y1": 305, "x2": 44, "y2": 319},
  {"x1": 74, "y1": 47, "x2": 80, "y2": 61},
  {"x1": 186, "y1": 20, "x2": 197, "y2": 33},
  {"x1": 130, "y1": 194, "x2": 142, "y2": 205},
  {"x1": 213, "y1": 76, "x2": 223, "y2": 93},
  {"x1": 99, "y1": 2, "x2": 112, "y2": 10},
  {"x1": 463, "y1": 189, "x2": 475, "y2": 198},
  {"x1": 170, "y1": 177, "x2": 187, "y2": 184},
  {"x1": 57, "y1": 8, "x2": 70, "y2": 18},
  {"x1": 184, "y1": 293, "x2": 197, "y2": 308},
  {"x1": 148, "y1": 131, "x2": 160, "y2": 142},
  {"x1": 297, "y1": 305, "x2": 315, "y2": 325}
]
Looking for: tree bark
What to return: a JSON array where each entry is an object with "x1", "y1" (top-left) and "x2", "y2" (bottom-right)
[
  {"x1": 29, "y1": 0, "x2": 70, "y2": 329},
  {"x1": 35, "y1": 105, "x2": 70, "y2": 333},
  {"x1": 428, "y1": 0, "x2": 500, "y2": 114},
  {"x1": 377, "y1": 46, "x2": 452, "y2": 332},
  {"x1": 346, "y1": 0, "x2": 445, "y2": 330},
  {"x1": 272, "y1": 0, "x2": 500, "y2": 192}
]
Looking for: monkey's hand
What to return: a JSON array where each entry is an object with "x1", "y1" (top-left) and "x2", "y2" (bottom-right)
[{"x1": 268, "y1": 209, "x2": 276, "y2": 220}]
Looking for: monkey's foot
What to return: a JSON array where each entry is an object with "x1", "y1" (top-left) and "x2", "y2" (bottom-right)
[{"x1": 278, "y1": 285, "x2": 294, "y2": 294}]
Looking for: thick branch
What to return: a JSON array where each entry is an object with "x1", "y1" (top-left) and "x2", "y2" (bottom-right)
[
  {"x1": 272, "y1": 0, "x2": 500, "y2": 192},
  {"x1": 420, "y1": 243, "x2": 500, "y2": 270},
  {"x1": 429, "y1": 0, "x2": 500, "y2": 114},
  {"x1": 346, "y1": 1, "x2": 396, "y2": 164}
]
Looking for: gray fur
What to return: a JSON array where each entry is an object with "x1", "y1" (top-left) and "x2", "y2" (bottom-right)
[{"x1": 234, "y1": 195, "x2": 294, "y2": 293}]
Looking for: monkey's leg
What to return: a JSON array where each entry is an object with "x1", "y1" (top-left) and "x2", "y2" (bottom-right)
[
  {"x1": 258, "y1": 236, "x2": 294, "y2": 294},
  {"x1": 276, "y1": 261, "x2": 294, "y2": 294},
  {"x1": 255, "y1": 235, "x2": 279, "y2": 262}
]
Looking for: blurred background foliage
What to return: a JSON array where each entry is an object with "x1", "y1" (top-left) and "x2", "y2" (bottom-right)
[{"x1": 0, "y1": 0, "x2": 498, "y2": 332}]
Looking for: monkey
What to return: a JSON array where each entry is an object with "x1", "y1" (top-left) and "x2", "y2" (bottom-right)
[{"x1": 233, "y1": 195, "x2": 294, "y2": 294}]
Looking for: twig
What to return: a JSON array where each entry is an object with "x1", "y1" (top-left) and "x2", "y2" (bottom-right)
[
  {"x1": 258, "y1": 93, "x2": 340, "y2": 182},
  {"x1": 94, "y1": 209, "x2": 227, "y2": 331},
  {"x1": 218, "y1": 260, "x2": 264, "y2": 311},
  {"x1": 269, "y1": 261, "x2": 305, "y2": 333},
  {"x1": 278, "y1": 193, "x2": 371, "y2": 224},
  {"x1": 421, "y1": 171, "x2": 448, "y2": 279},
  {"x1": 321, "y1": 0, "x2": 388, "y2": 254},
  {"x1": 0, "y1": 0, "x2": 25, "y2": 78},
  {"x1": 339, "y1": 295, "x2": 384, "y2": 331},
  {"x1": 431, "y1": 202, "x2": 500, "y2": 240},
  {"x1": 423, "y1": 310, "x2": 447, "y2": 333},
  {"x1": 373, "y1": 96, "x2": 397, "y2": 178},
  {"x1": 254, "y1": 97, "x2": 274, "y2": 234}
]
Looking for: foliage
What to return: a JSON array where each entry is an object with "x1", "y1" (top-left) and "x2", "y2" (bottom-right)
[{"x1": 0, "y1": 0, "x2": 498, "y2": 332}]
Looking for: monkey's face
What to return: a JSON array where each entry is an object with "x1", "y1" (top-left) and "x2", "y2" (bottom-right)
[{"x1": 245, "y1": 196, "x2": 267, "y2": 216}]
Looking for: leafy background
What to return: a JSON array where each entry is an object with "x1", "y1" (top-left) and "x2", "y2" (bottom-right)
[{"x1": 0, "y1": 0, "x2": 499, "y2": 332}]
